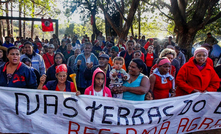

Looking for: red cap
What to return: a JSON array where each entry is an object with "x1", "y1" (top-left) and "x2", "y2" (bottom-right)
[{"x1": 56, "y1": 64, "x2": 67, "y2": 73}]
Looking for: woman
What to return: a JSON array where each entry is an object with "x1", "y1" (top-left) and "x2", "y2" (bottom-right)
[
  {"x1": 117, "y1": 59, "x2": 150, "y2": 101},
  {"x1": 149, "y1": 57, "x2": 175, "y2": 99},
  {"x1": 176, "y1": 47, "x2": 220, "y2": 96},
  {"x1": 46, "y1": 52, "x2": 73, "y2": 83},
  {"x1": 145, "y1": 45, "x2": 157, "y2": 76},
  {"x1": 38, "y1": 64, "x2": 80, "y2": 94},
  {"x1": 0, "y1": 46, "x2": 8, "y2": 67},
  {"x1": 150, "y1": 48, "x2": 177, "y2": 77}
]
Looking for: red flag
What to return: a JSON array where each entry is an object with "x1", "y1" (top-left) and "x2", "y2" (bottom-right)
[{"x1": 41, "y1": 18, "x2": 54, "y2": 32}]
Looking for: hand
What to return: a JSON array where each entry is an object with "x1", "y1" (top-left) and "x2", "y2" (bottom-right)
[
  {"x1": 77, "y1": 60, "x2": 82, "y2": 66},
  {"x1": 76, "y1": 91, "x2": 81, "y2": 96},
  {"x1": 192, "y1": 89, "x2": 201, "y2": 93},
  {"x1": 39, "y1": 74, "x2": 46, "y2": 84},
  {"x1": 112, "y1": 72, "x2": 118, "y2": 78},
  {"x1": 203, "y1": 90, "x2": 208, "y2": 93},
  {"x1": 123, "y1": 76, "x2": 128, "y2": 80},
  {"x1": 119, "y1": 86, "x2": 127, "y2": 92},
  {"x1": 170, "y1": 92, "x2": 176, "y2": 97},
  {"x1": 86, "y1": 62, "x2": 93, "y2": 69}
]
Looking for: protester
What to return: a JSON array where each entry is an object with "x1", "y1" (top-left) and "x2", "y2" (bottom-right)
[
  {"x1": 50, "y1": 34, "x2": 60, "y2": 46},
  {"x1": 46, "y1": 52, "x2": 73, "y2": 83},
  {"x1": 67, "y1": 48, "x2": 81, "y2": 72},
  {"x1": 0, "y1": 46, "x2": 7, "y2": 67},
  {"x1": 38, "y1": 64, "x2": 80, "y2": 95},
  {"x1": 205, "y1": 32, "x2": 218, "y2": 46},
  {"x1": 133, "y1": 50, "x2": 148, "y2": 76},
  {"x1": 92, "y1": 40, "x2": 102, "y2": 58},
  {"x1": 116, "y1": 38, "x2": 126, "y2": 52},
  {"x1": 149, "y1": 57, "x2": 175, "y2": 99},
  {"x1": 103, "y1": 41, "x2": 113, "y2": 56},
  {"x1": 145, "y1": 45, "x2": 157, "y2": 76},
  {"x1": 144, "y1": 38, "x2": 154, "y2": 50},
  {"x1": 2, "y1": 36, "x2": 14, "y2": 48},
  {"x1": 84, "y1": 54, "x2": 112, "y2": 88},
  {"x1": 84, "y1": 67, "x2": 112, "y2": 97},
  {"x1": 109, "y1": 57, "x2": 130, "y2": 98},
  {"x1": 63, "y1": 43, "x2": 75, "y2": 61},
  {"x1": 21, "y1": 57, "x2": 40, "y2": 85},
  {"x1": 0, "y1": 47, "x2": 37, "y2": 88},
  {"x1": 71, "y1": 35, "x2": 81, "y2": 49},
  {"x1": 74, "y1": 42, "x2": 98, "y2": 94},
  {"x1": 138, "y1": 35, "x2": 147, "y2": 47},
  {"x1": 176, "y1": 47, "x2": 220, "y2": 96},
  {"x1": 58, "y1": 40, "x2": 67, "y2": 54},
  {"x1": 153, "y1": 41, "x2": 161, "y2": 57},
  {"x1": 62, "y1": 34, "x2": 70, "y2": 44},
  {"x1": 134, "y1": 43, "x2": 145, "y2": 61},
  {"x1": 164, "y1": 36, "x2": 175, "y2": 48},
  {"x1": 109, "y1": 46, "x2": 126, "y2": 71},
  {"x1": 97, "y1": 32, "x2": 105, "y2": 47},
  {"x1": 120, "y1": 40, "x2": 135, "y2": 71},
  {"x1": 42, "y1": 44, "x2": 54, "y2": 70},
  {"x1": 20, "y1": 41, "x2": 46, "y2": 76},
  {"x1": 115, "y1": 59, "x2": 150, "y2": 101},
  {"x1": 175, "y1": 46, "x2": 186, "y2": 67}
]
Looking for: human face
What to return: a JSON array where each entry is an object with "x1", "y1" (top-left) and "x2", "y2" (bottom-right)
[
  {"x1": 158, "y1": 63, "x2": 171, "y2": 75},
  {"x1": 55, "y1": 54, "x2": 63, "y2": 65},
  {"x1": 128, "y1": 61, "x2": 141, "y2": 76},
  {"x1": 166, "y1": 54, "x2": 174, "y2": 62},
  {"x1": 84, "y1": 45, "x2": 92, "y2": 55},
  {"x1": 114, "y1": 60, "x2": 123, "y2": 70},
  {"x1": 111, "y1": 50, "x2": 118, "y2": 58},
  {"x1": 134, "y1": 52, "x2": 141, "y2": 59},
  {"x1": 67, "y1": 44, "x2": 72, "y2": 50},
  {"x1": 127, "y1": 42, "x2": 134, "y2": 50},
  {"x1": 48, "y1": 48, "x2": 54, "y2": 53},
  {"x1": 0, "y1": 50, "x2": 3, "y2": 59},
  {"x1": 135, "y1": 45, "x2": 141, "y2": 50},
  {"x1": 56, "y1": 72, "x2": 67, "y2": 84},
  {"x1": 94, "y1": 72, "x2": 105, "y2": 88},
  {"x1": 7, "y1": 49, "x2": 20, "y2": 65},
  {"x1": 99, "y1": 57, "x2": 108, "y2": 67},
  {"x1": 24, "y1": 44, "x2": 33, "y2": 55},
  {"x1": 195, "y1": 52, "x2": 207, "y2": 66},
  {"x1": 74, "y1": 49, "x2": 80, "y2": 57},
  {"x1": 148, "y1": 46, "x2": 153, "y2": 53}
]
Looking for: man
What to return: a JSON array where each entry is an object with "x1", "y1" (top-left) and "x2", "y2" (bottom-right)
[
  {"x1": 73, "y1": 42, "x2": 98, "y2": 93},
  {"x1": 92, "y1": 40, "x2": 102, "y2": 58},
  {"x1": 67, "y1": 48, "x2": 81, "y2": 72},
  {"x1": 175, "y1": 46, "x2": 186, "y2": 67},
  {"x1": 84, "y1": 54, "x2": 112, "y2": 87},
  {"x1": 97, "y1": 32, "x2": 105, "y2": 47},
  {"x1": 2, "y1": 36, "x2": 14, "y2": 48},
  {"x1": 120, "y1": 40, "x2": 135, "y2": 71},
  {"x1": 14, "y1": 37, "x2": 21, "y2": 47},
  {"x1": 164, "y1": 36, "x2": 175, "y2": 48},
  {"x1": 103, "y1": 41, "x2": 113, "y2": 56},
  {"x1": 62, "y1": 34, "x2": 69, "y2": 44},
  {"x1": 0, "y1": 47, "x2": 37, "y2": 88},
  {"x1": 49, "y1": 34, "x2": 60, "y2": 47},
  {"x1": 205, "y1": 32, "x2": 218, "y2": 46},
  {"x1": 57, "y1": 40, "x2": 67, "y2": 54},
  {"x1": 144, "y1": 38, "x2": 154, "y2": 50},
  {"x1": 43, "y1": 44, "x2": 55, "y2": 70},
  {"x1": 20, "y1": 41, "x2": 46, "y2": 76},
  {"x1": 63, "y1": 43, "x2": 75, "y2": 61},
  {"x1": 138, "y1": 35, "x2": 147, "y2": 47}
]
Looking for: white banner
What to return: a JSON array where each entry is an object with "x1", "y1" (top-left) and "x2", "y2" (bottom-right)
[{"x1": 0, "y1": 86, "x2": 221, "y2": 134}]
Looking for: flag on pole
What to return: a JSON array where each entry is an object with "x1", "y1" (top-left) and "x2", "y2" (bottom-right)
[{"x1": 41, "y1": 18, "x2": 54, "y2": 32}]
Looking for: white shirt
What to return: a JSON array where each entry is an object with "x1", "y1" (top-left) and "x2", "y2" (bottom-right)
[{"x1": 93, "y1": 89, "x2": 104, "y2": 97}]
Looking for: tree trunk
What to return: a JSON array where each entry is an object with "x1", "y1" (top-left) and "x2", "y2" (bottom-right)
[
  {"x1": 138, "y1": 3, "x2": 141, "y2": 39},
  {"x1": 10, "y1": 1, "x2": 13, "y2": 35},
  {"x1": 5, "y1": 2, "x2": 10, "y2": 36},
  {"x1": 23, "y1": 3, "x2": 25, "y2": 38},
  {"x1": 31, "y1": 2, "x2": 34, "y2": 39},
  {"x1": 91, "y1": 9, "x2": 99, "y2": 42},
  {"x1": 130, "y1": 24, "x2": 134, "y2": 37},
  {"x1": 19, "y1": 0, "x2": 22, "y2": 37}
]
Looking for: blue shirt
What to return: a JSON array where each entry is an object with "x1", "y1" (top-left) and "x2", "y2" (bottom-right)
[
  {"x1": 123, "y1": 73, "x2": 145, "y2": 101},
  {"x1": 3, "y1": 42, "x2": 14, "y2": 48}
]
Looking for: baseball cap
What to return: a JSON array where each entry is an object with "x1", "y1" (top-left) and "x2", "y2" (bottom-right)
[
  {"x1": 48, "y1": 44, "x2": 55, "y2": 48},
  {"x1": 111, "y1": 46, "x2": 119, "y2": 53},
  {"x1": 99, "y1": 54, "x2": 109, "y2": 60}
]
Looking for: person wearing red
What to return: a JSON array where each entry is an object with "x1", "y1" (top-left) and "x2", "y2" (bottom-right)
[
  {"x1": 38, "y1": 64, "x2": 80, "y2": 95},
  {"x1": 149, "y1": 57, "x2": 175, "y2": 99},
  {"x1": 84, "y1": 67, "x2": 112, "y2": 97},
  {"x1": 43, "y1": 44, "x2": 54, "y2": 70},
  {"x1": 144, "y1": 38, "x2": 154, "y2": 50},
  {"x1": 116, "y1": 38, "x2": 126, "y2": 52},
  {"x1": 176, "y1": 47, "x2": 220, "y2": 96},
  {"x1": 145, "y1": 45, "x2": 157, "y2": 76}
]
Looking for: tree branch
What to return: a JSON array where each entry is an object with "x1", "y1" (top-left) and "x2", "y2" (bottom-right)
[
  {"x1": 112, "y1": 0, "x2": 127, "y2": 21},
  {"x1": 206, "y1": 12, "x2": 221, "y2": 25},
  {"x1": 0, "y1": 0, "x2": 10, "y2": 3}
]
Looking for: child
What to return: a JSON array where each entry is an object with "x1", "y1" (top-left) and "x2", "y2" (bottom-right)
[
  {"x1": 109, "y1": 57, "x2": 130, "y2": 98},
  {"x1": 84, "y1": 68, "x2": 112, "y2": 97}
]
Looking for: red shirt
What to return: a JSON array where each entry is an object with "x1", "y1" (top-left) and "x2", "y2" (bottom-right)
[
  {"x1": 153, "y1": 74, "x2": 172, "y2": 99},
  {"x1": 145, "y1": 53, "x2": 154, "y2": 67},
  {"x1": 43, "y1": 53, "x2": 54, "y2": 69},
  {"x1": 43, "y1": 82, "x2": 77, "y2": 92}
]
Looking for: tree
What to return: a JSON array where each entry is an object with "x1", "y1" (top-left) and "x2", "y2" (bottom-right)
[
  {"x1": 98, "y1": 0, "x2": 140, "y2": 39},
  {"x1": 144, "y1": 0, "x2": 221, "y2": 58}
]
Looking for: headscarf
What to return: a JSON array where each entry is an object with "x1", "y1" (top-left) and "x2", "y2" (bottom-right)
[{"x1": 56, "y1": 64, "x2": 67, "y2": 74}]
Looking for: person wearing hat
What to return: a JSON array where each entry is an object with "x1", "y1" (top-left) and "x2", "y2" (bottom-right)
[
  {"x1": 109, "y1": 46, "x2": 126, "y2": 71},
  {"x1": 0, "y1": 46, "x2": 8, "y2": 67},
  {"x1": 43, "y1": 44, "x2": 55, "y2": 70},
  {"x1": 92, "y1": 40, "x2": 102, "y2": 58},
  {"x1": 38, "y1": 64, "x2": 80, "y2": 95},
  {"x1": 84, "y1": 53, "x2": 112, "y2": 88},
  {"x1": 20, "y1": 41, "x2": 46, "y2": 76},
  {"x1": 205, "y1": 32, "x2": 218, "y2": 46},
  {"x1": 176, "y1": 47, "x2": 220, "y2": 96},
  {"x1": 0, "y1": 47, "x2": 37, "y2": 88}
]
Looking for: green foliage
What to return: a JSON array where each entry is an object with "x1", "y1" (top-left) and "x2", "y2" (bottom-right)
[{"x1": 65, "y1": 23, "x2": 75, "y2": 37}]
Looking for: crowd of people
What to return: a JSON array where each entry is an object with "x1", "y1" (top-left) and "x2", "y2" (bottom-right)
[{"x1": 0, "y1": 32, "x2": 220, "y2": 101}]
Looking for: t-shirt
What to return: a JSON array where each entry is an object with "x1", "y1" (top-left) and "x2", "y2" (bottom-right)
[
  {"x1": 145, "y1": 53, "x2": 154, "y2": 67},
  {"x1": 93, "y1": 89, "x2": 104, "y2": 97}
]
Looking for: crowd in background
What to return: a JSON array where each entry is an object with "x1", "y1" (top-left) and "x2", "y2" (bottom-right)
[{"x1": 0, "y1": 32, "x2": 220, "y2": 101}]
